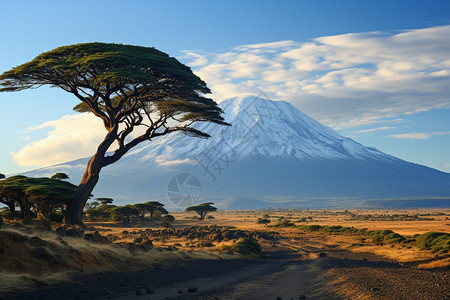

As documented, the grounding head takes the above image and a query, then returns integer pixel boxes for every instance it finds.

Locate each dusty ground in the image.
[1,209,449,299]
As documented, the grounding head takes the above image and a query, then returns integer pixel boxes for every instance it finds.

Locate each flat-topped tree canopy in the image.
[0,43,229,225]
[0,42,227,136]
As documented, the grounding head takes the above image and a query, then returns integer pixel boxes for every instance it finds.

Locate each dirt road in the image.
[8,232,449,300]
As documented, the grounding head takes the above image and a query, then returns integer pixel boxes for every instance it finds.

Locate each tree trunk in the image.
[7,203,15,219]
[64,161,101,226]
[18,202,32,224]
[64,130,117,226]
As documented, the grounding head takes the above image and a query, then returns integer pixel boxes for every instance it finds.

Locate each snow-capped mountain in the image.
[126,96,398,163]
[24,96,450,209]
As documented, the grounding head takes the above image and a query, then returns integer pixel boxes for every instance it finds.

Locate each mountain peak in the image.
[22,95,450,208]
[122,95,398,164]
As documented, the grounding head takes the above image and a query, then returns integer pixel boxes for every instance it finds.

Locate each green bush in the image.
[415,232,450,253]
[383,232,405,244]
[220,238,262,256]
[367,230,394,243]
[237,238,262,254]
[321,225,343,232]
[270,219,295,227]
[256,218,271,225]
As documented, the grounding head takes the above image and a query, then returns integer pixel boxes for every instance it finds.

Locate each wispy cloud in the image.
[387,132,450,140]
[182,25,450,129]
[354,126,396,134]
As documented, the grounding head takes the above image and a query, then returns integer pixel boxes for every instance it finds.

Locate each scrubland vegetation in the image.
[0,203,448,298]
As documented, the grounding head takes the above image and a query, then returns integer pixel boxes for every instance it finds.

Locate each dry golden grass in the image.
[0,227,227,295]
[1,208,448,296]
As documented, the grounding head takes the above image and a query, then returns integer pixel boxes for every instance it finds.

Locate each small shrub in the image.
[321,225,343,232]
[383,232,405,244]
[237,238,262,254]
[256,218,271,226]
[305,225,322,231]
[415,232,450,253]
[368,230,394,243]
[270,219,295,227]
[219,239,262,256]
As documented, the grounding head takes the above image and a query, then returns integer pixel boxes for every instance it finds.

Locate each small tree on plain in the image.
[96,197,114,207]
[257,218,271,226]
[85,201,100,210]
[144,201,167,221]
[0,173,5,179]
[0,175,34,223]
[160,214,175,231]
[185,202,217,220]
[132,203,151,221]
[25,178,77,226]
[111,206,139,223]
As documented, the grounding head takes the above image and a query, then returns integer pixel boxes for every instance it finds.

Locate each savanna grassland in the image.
[1,208,449,299]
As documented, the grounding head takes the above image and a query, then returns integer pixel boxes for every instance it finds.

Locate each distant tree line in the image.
[0,173,76,226]
[0,173,176,228]
[84,199,169,223]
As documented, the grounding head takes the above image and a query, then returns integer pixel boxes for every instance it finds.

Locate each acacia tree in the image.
[25,179,77,226]
[0,175,33,223]
[0,43,227,226]
[111,206,139,223]
[160,214,175,231]
[144,201,167,221]
[96,197,114,207]
[185,202,217,220]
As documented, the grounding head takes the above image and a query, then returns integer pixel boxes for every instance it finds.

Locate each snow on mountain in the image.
[23,96,450,209]
[126,96,398,164]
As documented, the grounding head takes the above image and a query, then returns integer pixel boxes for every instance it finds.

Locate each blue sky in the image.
[0,0,449,174]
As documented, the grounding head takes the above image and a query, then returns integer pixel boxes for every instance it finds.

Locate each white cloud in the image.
[181,25,450,129]
[11,26,450,168]
[354,126,396,134]
[387,132,450,140]
[11,114,106,167]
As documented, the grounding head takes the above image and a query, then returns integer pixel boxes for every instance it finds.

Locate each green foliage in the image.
[0,175,76,225]
[237,238,262,254]
[256,218,270,225]
[0,173,5,179]
[220,238,262,257]
[415,232,450,254]
[382,232,406,244]
[85,209,109,221]
[269,219,295,227]
[50,173,69,180]
[85,201,100,210]
[143,201,166,220]
[160,214,175,229]
[185,202,217,220]
[111,206,139,223]
[367,230,395,243]
[96,198,114,206]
